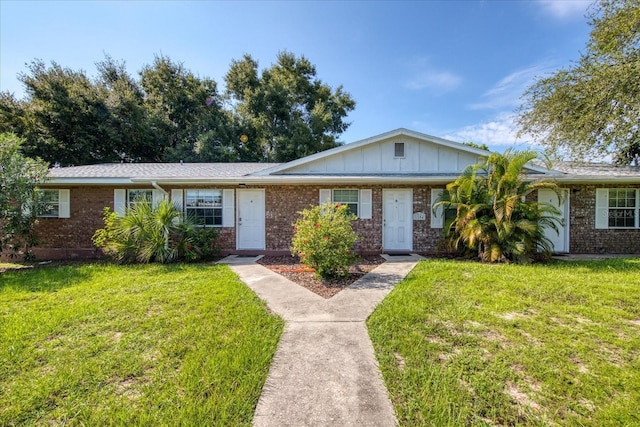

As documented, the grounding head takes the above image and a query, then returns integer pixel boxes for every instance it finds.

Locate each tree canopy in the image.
[0,52,355,165]
[225,52,356,162]
[517,0,640,164]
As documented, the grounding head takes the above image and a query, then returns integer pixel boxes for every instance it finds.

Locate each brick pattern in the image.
[569,185,640,254]
[264,185,444,254]
[35,186,112,249]
[29,183,640,259]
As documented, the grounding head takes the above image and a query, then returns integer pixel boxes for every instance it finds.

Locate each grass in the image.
[0,263,283,426]
[368,258,640,426]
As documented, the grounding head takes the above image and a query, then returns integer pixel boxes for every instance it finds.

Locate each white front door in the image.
[383,189,413,251]
[237,189,265,250]
[538,188,569,253]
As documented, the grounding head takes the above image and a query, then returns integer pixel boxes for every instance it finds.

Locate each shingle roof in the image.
[553,162,640,177]
[47,162,281,179]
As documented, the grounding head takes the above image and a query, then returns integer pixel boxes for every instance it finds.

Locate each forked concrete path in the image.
[219,254,422,427]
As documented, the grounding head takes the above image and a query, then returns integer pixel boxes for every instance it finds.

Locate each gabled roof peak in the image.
[261,128,493,175]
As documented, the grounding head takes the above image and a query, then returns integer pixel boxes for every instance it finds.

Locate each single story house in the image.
[32,128,640,259]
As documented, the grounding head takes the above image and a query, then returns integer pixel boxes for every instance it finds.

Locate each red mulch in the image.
[257,255,385,298]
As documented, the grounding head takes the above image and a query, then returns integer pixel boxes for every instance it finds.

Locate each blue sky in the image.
[1,0,592,151]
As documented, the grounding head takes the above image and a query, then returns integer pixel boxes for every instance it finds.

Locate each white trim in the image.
[171,189,183,211]
[382,188,413,251]
[359,189,372,219]
[319,189,331,205]
[595,188,609,229]
[597,188,640,229]
[222,189,235,228]
[430,188,444,228]
[152,189,165,207]
[114,189,126,217]
[539,188,569,252]
[237,189,266,250]
[58,189,70,218]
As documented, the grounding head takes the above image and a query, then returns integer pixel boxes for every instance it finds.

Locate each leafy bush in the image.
[434,149,562,263]
[0,133,49,260]
[92,199,219,264]
[291,202,359,279]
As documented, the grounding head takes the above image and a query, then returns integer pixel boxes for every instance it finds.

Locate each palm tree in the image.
[435,149,562,263]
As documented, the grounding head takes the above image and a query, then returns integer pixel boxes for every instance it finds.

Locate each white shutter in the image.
[171,189,183,211]
[319,189,331,205]
[152,189,166,207]
[430,188,444,228]
[359,189,372,219]
[595,188,609,229]
[114,189,126,217]
[222,189,235,227]
[58,189,70,218]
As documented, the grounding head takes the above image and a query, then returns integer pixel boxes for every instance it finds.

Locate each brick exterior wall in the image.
[568,184,640,254]
[263,185,444,254]
[31,186,112,259]
[27,183,640,260]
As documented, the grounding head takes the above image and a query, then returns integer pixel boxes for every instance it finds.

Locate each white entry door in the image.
[538,189,569,253]
[237,189,265,250]
[383,189,413,251]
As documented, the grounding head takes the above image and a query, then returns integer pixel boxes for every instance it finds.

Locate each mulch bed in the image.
[257,255,386,298]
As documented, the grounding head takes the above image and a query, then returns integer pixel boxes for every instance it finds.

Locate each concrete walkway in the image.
[219,254,422,427]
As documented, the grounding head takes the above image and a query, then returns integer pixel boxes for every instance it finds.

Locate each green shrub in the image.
[92,199,219,264]
[291,202,359,279]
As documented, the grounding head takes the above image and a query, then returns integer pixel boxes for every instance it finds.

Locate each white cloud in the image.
[406,70,462,91]
[469,64,552,110]
[537,0,591,19]
[443,113,540,150]
[404,57,462,93]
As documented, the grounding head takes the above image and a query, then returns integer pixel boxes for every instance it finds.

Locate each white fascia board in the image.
[130,176,462,186]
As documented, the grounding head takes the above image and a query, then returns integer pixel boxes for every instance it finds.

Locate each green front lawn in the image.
[0,263,283,426]
[368,258,640,426]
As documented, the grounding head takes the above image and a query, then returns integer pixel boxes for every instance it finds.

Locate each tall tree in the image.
[16,60,115,166]
[140,55,234,162]
[96,56,157,162]
[517,0,640,164]
[435,150,561,263]
[225,52,356,162]
[0,133,49,259]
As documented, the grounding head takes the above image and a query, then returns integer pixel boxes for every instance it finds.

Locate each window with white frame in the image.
[394,142,405,158]
[601,189,639,228]
[332,189,359,216]
[38,189,60,217]
[36,189,70,218]
[127,189,153,210]
[319,188,372,219]
[185,189,223,226]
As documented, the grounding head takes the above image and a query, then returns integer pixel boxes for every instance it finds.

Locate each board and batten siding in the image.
[282,136,480,174]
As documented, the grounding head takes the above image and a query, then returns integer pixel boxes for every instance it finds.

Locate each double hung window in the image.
[38,189,60,217]
[127,189,153,210]
[185,189,223,226]
[595,188,640,229]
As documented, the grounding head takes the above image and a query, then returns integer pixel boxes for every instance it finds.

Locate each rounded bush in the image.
[290,202,359,279]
